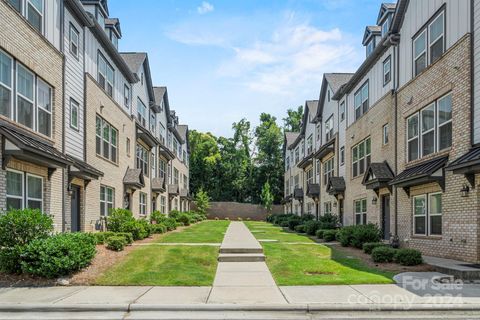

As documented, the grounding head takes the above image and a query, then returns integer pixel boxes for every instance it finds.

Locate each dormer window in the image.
[110,33,118,49]
[366,40,375,57]
[97,10,105,29]
[381,16,390,37]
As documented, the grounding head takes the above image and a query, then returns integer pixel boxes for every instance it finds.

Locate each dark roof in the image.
[377,3,397,24]
[316,73,354,121]
[177,125,188,142]
[299,100,318,135]
[285,132,300,149]
[327,177,346,195]
[314,137,335,159]
[293,188,304,200]
[297,153,313,169]
[151,177,165,192]
[446,147,480,173]
[306,100,319,121]
[306,184,320,198]
[67,155,103,179]
[120,52,155,104]
[123,168,144,188]
[153,86,172,124]
[362,162,394,184]
[389,156,448,188]
[362,26,381,45]
[0,122,71,168]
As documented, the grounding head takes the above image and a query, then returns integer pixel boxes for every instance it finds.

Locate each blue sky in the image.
[110,0,388,137]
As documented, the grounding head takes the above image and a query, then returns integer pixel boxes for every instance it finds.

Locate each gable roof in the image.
[123,168,145,189]
[316,73,354,121]
[120,52,155,105]
[362,25,381,45]
[153,86,172,124]
[377,3,397,24]
[300,100,319,135]
[105,18,121,37]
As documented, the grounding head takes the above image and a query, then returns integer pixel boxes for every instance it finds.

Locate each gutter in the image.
[470,0,475,146]
[61,0,66,233]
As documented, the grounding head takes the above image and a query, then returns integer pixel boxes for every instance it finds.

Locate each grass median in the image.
[154,220,230,243]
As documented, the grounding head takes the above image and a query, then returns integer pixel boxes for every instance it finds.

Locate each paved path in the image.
[207,221,287,304]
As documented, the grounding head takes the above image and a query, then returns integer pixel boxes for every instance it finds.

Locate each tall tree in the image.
[283,106,303,132]
[189,130,220,197]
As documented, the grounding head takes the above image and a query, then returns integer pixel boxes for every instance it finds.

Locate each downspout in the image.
[61,1,66,233]
[392,33,400,237]
[470,0,475,147]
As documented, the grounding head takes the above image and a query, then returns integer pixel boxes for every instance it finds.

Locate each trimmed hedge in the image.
[395,248,423,266]
[336,226,355,247]
[371,246,396,263]
[351,224,382,249]
[304,220,322,236]
[288,217,303,231]
[323,230,338,242]
[316,229,326,239]
[106,236,127,251]
[363,242,387,254]
[151,224,167,234]
[294,224,306,233]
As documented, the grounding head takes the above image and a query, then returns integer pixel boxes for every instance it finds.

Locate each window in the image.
[174,168,179,185]
[285,156,290,171]
[97,10,105,29]
[139,192,147,216]
[413,193,442,236]
[126,138,130,157]
[383,124,389,145]
[174,198,178,210]
[36,78,51,136]
[307,202,313,215]
[124,85,130,109]
[324,202,332,215]
[340,101,345,122]
[307,135,313,154]
[413,11,445,76]
[173,138,178,157]
[354,81,369,120]
[137,98,147,127]
[306,168,313,185]
[294,174,299,189]
[151,153,155,178]
[366,40,375,57]
[323,157,334,185]
[159,159,166,178]
[136,144,149,177]
[159,196,166,213]
[159,124,166,144]
[327,89,330,102]
[407,93,452,161]
[96,115,118,163]
[69,24,79,58]
[354,198,367,225]
[100,185,114,216]
[316,159,320,177]
[183,151,187,164]
[70,99,79,130]
[294,147,299,163]
[340,146,345,165]
[383,56,391,85]
[316,123,321,141]
[97,53,114,97]
[27,0,43,33]
[26,174,42,209]
[352,137,371,178]
[183,174,188,190]
[110,33,118,49]
[16,64,34,129]
[0,51,13,118]
[150,113,156,135]
[8,0,21,12]
[6,170,24,210]
[381,16,390,37]
[285,179,289,194]
[325,115,334,141]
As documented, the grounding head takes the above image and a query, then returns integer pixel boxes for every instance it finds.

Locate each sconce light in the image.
[67,183,73,196]
[372,197,377,205]
[460,184,470,197]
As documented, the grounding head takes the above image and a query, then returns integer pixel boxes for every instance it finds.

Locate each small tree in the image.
[261,181,274,212]
[195,188,210,217]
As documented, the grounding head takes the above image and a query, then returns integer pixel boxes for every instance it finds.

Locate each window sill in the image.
[411,235,442,240]
[95,154,119,167]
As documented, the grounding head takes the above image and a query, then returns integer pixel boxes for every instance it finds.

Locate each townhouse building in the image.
[0,0,192,233]
[285,0,480,262]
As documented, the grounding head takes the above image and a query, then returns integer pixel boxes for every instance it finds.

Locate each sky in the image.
[109,0,388,137]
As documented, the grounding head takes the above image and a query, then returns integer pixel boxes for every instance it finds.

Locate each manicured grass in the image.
[155,220,230,243]
[95,245,218,286]
[244,221,314,243]
[247,222,394,285]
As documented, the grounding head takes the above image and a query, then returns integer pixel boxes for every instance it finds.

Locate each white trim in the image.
[36,77,52,136]
[413,194,427,236]
[0,49,14,119]
[16,63,35,130]
[420,103,436,157]
[70,98,79,130]
[6,169,25,210]
[26,173,43,211]
[428,192,442,236]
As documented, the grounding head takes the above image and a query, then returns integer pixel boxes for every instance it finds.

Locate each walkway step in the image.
[218,253,266,262]
[219,247,263,254]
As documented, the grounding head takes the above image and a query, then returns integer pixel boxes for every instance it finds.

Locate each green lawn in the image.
[154,220,230,243]
[95,245,218,286]
[95,220,229,285]
[246,221,394,285]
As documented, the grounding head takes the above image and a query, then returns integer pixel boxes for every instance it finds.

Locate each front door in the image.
[381,195,391,240]
[71,185,81,232]
[338,199,344,226]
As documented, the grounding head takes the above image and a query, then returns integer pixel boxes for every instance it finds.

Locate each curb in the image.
[0,304,129,312]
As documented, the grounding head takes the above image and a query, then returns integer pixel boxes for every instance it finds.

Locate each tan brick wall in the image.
[0,1,65,231]
[395,35,479,262]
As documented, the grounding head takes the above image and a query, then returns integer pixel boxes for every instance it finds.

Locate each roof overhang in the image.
[362,162,394,196]
[180,189,193,200]
[159,144,175,160]
[326,177,346,200]
[293,188,304,200]
[314,137,335,159]
[297,154,314,169]
[68,155,103,182]
[168,184,179,196]
[306,184,320,200]
[123,168,145,190]
[136,122,158,149]
[446,147,480,187]
[168,125,185,145]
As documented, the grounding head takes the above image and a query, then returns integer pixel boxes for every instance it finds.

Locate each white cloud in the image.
[197,1,214,15]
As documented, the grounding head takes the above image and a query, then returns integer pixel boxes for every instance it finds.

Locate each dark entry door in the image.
[338,199,344,226]
[381,195,390,240]
[71,185,81,232]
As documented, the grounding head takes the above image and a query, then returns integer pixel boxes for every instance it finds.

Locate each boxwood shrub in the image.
[294,224,306,233]
[106,236,127,251]
[363,242,387,254]
[350,224,382,249]
[371,246,396,263]
[304,220,322,236]
[151,224,167,234]
[21,233,96,278]
[316,229,326,239]
[323,229,338,242]
[336,226,355,247]
[288,217,303,231]
[394,248,423,266]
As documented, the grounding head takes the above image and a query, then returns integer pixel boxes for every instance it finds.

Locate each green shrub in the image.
[151,224,167,234]
[350,224,382,249]
[316,229,326,239]
[92,232,116,244]
[0,208,53,247]
[323,230,338,242]
[288,217,303,231]
[176,222,184,227]
[363,242,387,254]
[271,214,296,225]
[106,236,126,251]
[21,233,96,278]
[168,210,181,221]
[304,220,322,236]
[336,226,355,247]
[0,246,25,274]
[318,213,340,230]
[176,213,192,226]
[395,248,423,266]
[106,209,135,232]
[371,246,396,263]
[120,220,150,240]
[301,214,315,221]
[163,218,177,231]
[294,224,306,233]
[116,232,133,244]
[150,211,167,224]
[280,221,290,228]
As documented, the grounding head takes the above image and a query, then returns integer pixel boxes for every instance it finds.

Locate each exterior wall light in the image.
[372,197,377,205]
[460,184,470,197]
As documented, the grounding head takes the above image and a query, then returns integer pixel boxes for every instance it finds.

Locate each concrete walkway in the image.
[207,222,287,304]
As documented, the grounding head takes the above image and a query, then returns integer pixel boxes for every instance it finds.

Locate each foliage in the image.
[260,181,274,212]
[294,224,306,233]
[176,213,192,226]
[318,213,340,230]
[151,224,167,234]
[288,217,303,231]
[106,236,127,251]
[304,220,322,236]
[336,226,356,247]
[21,233,96,278]
[194,189,210,216]
[301,214,315,221]
[283,106,304,132]
[150,211,168,224]
[0,246,25,274]
[350,224,382,249]
[116,232,134,244]
[363,242,388,254]
[106,209,135,232]
[93,231,116,244]
[394,249,423,266]
[316,229,326,239]
[120,220,150,240]
[323,230,338,242]
[371,246,397,263]
[0,208,53,247]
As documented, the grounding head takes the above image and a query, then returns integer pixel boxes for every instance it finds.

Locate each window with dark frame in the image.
[352,137,371,178]
[413,192,442,236]
[69,24,79,58]
[95,115,118,163]
[354,81,369,120]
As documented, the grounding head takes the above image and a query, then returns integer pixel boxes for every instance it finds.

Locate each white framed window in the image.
[70,98,79,130]
[69,24,79,59]
[340,146,345,165]
[7,0,22,12]
[354,198,367,225]
[136,143,149,177]
[324,202,332,215]
[184,174,188,190]
[340,101,345,122]
[160,195,166,213]
[429,192,442,236]
[124,84,130,109]
[316,159,320,178]
[126,137,131,157]
[306,202,313,215]
[307,135,313,154]
[159,123,166,145]
[96,115,118,163]
[294,147,299,163]
[413,10,445,77]
[174,198,178,211]
[413,195,426,235]
[97,52,114,97]
[174,167,179,185]
[26,173,42,210]
[137,98,147,127]
[354,81,369,120]
[27,0,43,33]
[407,93,452,161]
[150,112,156,135]
[139,192,147,216]
[383,124,389,145]
[100,185,114,216]
[316,123,321,141]
[0,50,13,119]
[6,170,24,210]
[381,17,390,37]
[159,159,166,178]
[306,167,313,185]
[383,55,391,85]
[16,64,34,130]
[325,115,334,141]
[285,156,290,171]
[352,137,371,178]
[173,138,178,157]
[36,78,51,137]
[323,157,334,185]
[366,40,374,57]
[413,193,443,236]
